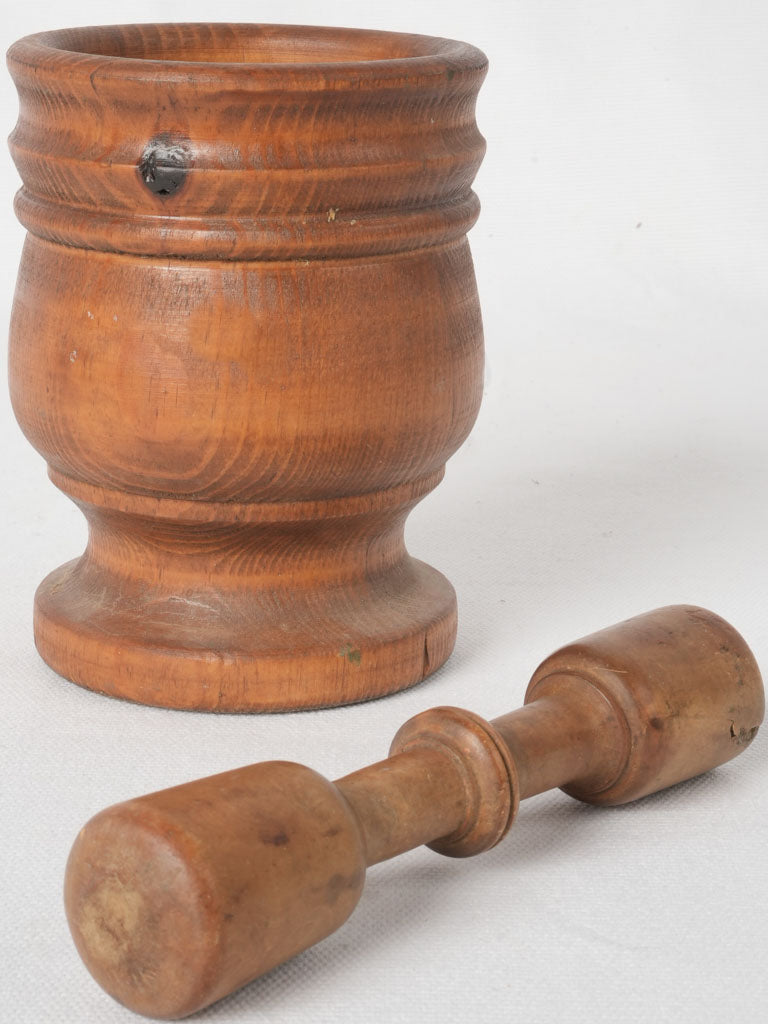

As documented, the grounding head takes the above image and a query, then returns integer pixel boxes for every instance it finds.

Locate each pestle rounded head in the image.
[64,762,366,1019]
[526,605,764,805]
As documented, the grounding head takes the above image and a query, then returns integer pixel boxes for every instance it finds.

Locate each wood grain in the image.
[64,605,764,1017]
[7,24,489,709]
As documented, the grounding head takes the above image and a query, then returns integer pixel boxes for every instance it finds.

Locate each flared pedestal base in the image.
[34,557,456,711]
[32,468,459,710]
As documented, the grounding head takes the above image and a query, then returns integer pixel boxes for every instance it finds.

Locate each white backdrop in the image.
[1,2,767,1022]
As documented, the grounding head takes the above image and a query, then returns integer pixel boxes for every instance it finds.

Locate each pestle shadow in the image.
[192,764,746,1020]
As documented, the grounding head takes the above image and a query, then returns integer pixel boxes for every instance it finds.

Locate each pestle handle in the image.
[65,606,763,1019]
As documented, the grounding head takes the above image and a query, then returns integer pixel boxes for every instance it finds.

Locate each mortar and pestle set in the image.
[6,22,763,1020]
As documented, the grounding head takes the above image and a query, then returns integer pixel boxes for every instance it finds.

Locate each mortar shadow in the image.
[408,442,767,664]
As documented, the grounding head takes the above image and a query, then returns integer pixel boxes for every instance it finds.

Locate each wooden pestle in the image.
[65,606,764,1019]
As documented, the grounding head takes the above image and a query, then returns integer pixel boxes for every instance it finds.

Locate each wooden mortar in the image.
[7,24,488,710]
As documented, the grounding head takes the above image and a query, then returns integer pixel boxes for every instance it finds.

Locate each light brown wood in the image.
[6,24,488,710]
[64,605,764,1018]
